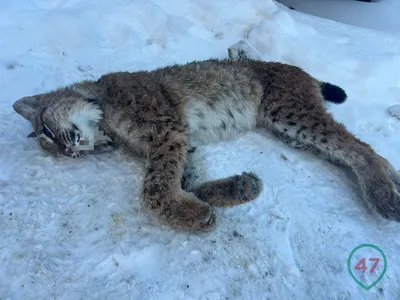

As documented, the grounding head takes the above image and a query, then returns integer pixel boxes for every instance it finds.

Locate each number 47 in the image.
[355,258,380,273]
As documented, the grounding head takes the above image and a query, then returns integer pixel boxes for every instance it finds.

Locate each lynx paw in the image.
[366,182,400,222]
[193,171,263,207]
[232,172,263,203]
[161,194,216,232]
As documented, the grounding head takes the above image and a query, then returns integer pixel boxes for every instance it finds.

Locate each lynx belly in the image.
[186,94,258,146]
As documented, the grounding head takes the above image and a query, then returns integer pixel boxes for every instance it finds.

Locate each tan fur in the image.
[13,59,400,231]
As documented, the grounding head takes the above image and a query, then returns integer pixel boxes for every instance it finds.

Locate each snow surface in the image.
[1,0,400,299]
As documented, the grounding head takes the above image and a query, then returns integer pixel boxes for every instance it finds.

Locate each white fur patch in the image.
[68,102,103,148]
[187,97,258,146]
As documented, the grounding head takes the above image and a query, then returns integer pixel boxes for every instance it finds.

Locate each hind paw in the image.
[366,182,400,222]
[232,172,263,203]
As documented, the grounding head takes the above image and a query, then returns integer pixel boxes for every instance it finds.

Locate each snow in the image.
[1,0,400,299]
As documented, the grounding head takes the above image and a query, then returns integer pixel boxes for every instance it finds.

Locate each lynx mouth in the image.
[61,147,83,158]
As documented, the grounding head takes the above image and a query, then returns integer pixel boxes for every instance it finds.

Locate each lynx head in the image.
[13,85,105,157]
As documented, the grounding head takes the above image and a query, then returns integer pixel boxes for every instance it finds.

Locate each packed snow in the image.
[1,0,399,299]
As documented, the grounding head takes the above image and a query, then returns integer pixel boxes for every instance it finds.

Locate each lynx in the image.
[13,58,400,231]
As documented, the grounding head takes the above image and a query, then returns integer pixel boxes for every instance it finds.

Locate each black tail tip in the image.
[321,82,347,104]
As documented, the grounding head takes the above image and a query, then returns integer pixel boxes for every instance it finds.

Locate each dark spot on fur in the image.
[85,98,99,105]
[322,130,334,136]
[199,125,207,131]
[146,187,157,197]
[285,112,294,119]
[302,134,307,139]
[169,145,175,151]
[160,86,173,103]
[197,111,205,119]
[169,160,178,167]
[296,125,307,135]
[321,138,328,143]
[287,121,296,126]
[237,108,244,115]
[283,128,288,132]
[221,121,227,130]
[270,108,281,117]
[298,113,308,120]
[227,109,234,118]
[188,147,196,154]
[311,122,319,129]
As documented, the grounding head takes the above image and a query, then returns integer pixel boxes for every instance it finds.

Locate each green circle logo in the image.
[347,244,387,290]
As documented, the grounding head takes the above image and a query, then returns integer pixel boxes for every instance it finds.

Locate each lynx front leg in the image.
[142,126,216,232]
[182,147,263,207]
[193,172,263,207]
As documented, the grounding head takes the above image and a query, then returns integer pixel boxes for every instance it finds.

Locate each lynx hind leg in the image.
[257,81,400,221]
[182,147,263,207]
[379,156,400,191]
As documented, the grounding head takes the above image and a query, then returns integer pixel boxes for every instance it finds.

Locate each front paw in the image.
[160,194,217,232]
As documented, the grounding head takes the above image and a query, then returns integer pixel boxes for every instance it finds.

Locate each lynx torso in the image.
[94,60,262,153]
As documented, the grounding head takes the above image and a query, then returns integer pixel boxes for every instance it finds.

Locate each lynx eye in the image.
[43,124,55,140]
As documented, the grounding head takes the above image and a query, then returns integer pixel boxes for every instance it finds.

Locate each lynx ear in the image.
[13,96,39,122]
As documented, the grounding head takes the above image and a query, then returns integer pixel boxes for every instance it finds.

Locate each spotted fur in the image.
[13,58,400,231]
